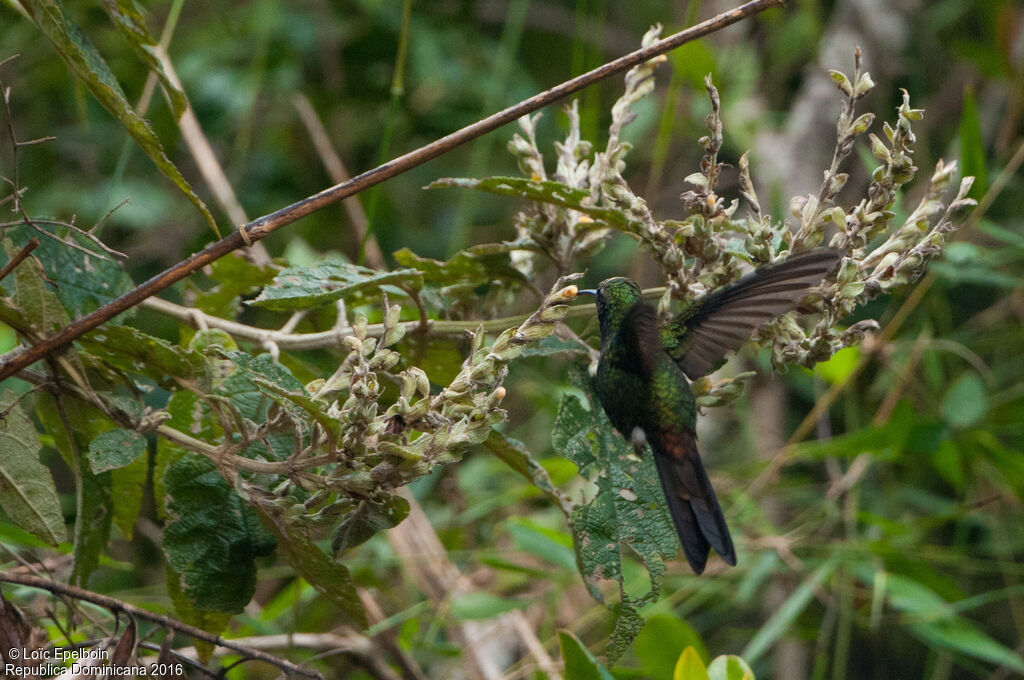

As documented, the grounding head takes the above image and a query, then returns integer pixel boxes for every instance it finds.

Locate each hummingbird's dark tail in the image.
[650,427,736,574]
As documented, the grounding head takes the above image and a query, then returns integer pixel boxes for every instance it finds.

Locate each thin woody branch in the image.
[0,0,784,381]
[0,572,323,679]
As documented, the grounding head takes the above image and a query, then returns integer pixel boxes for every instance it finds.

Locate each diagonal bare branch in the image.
[0,0,785,381]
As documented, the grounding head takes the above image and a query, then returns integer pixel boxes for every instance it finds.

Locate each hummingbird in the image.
[578,249,842,574]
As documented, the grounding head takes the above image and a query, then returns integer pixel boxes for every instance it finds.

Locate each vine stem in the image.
[0,572,323,679]
[0,0,784,381]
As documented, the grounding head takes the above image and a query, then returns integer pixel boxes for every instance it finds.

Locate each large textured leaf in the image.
[0,391,66,546]
[6,230,135,319]
[87,428,146,473]
[249,259,423,310]
[219,351,306,461]
[431,176,631,230]
[19,0,217,233]
[166,568,231,663]
[162,455,276,613]
[190,254,277,317]
[551,366,678,661]
[254,501,367,628]
[79,325,211,391]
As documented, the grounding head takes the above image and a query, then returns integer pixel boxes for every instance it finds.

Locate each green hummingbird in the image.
[578,249,842,574]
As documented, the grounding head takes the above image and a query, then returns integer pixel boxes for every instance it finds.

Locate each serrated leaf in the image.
[254,500,367,628]
[219,352,306,460]
[551,366,678,660]
[20,0,218,233]
[6,230,134,319]
[100,0,187,117]
[393,247,530,290]
[0,391,66,546]
[80,325,211,390]
[674,647,710,680]
[88,428,146,473]
[162,455,276,613]
[431,176,631,229]
[249,259,423,310]
[558,630,616,680]
[191,254,278,317]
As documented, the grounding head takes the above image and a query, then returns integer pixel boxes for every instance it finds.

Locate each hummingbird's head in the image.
[579,277,643,339]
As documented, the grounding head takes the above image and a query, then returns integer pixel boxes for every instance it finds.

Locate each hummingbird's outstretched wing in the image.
[664,249,843,378]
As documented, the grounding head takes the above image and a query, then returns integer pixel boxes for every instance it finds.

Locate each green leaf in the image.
[34,393,111,585]
[484,431,574,515]
[331,495,410,555]
[6,230,135,319]
[958,86,988,200]
[162,455,276,613]
[249,259,423,310]
[909,618,1024,674]
[166,567,231,663]
[4,238,71,338]
[0,391,67,546]
[254,500,367,628]
[191,254,278,318]
[450,592,525,621]
[20,0,218,233]
[87,428,146,473]
[865,570,1024,673]
[79,325,211,391]
[431,176,632,229]
[742,556,840,663]
[673,647,710,680]
[941,372,987,429]
[505,517,577,571]
[99,0,187,117]
[552,366,678,661]
[558,630,616,680]
[636,615,708,679]
[219,352,307,461]
[206,257,279,313]
[707,656,755,680]
[110,452,146,540]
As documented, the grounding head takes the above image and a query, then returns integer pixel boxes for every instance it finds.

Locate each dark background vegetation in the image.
[1,0,1022,678]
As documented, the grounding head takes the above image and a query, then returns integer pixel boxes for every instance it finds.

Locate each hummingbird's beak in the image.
[576,288,597,297]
